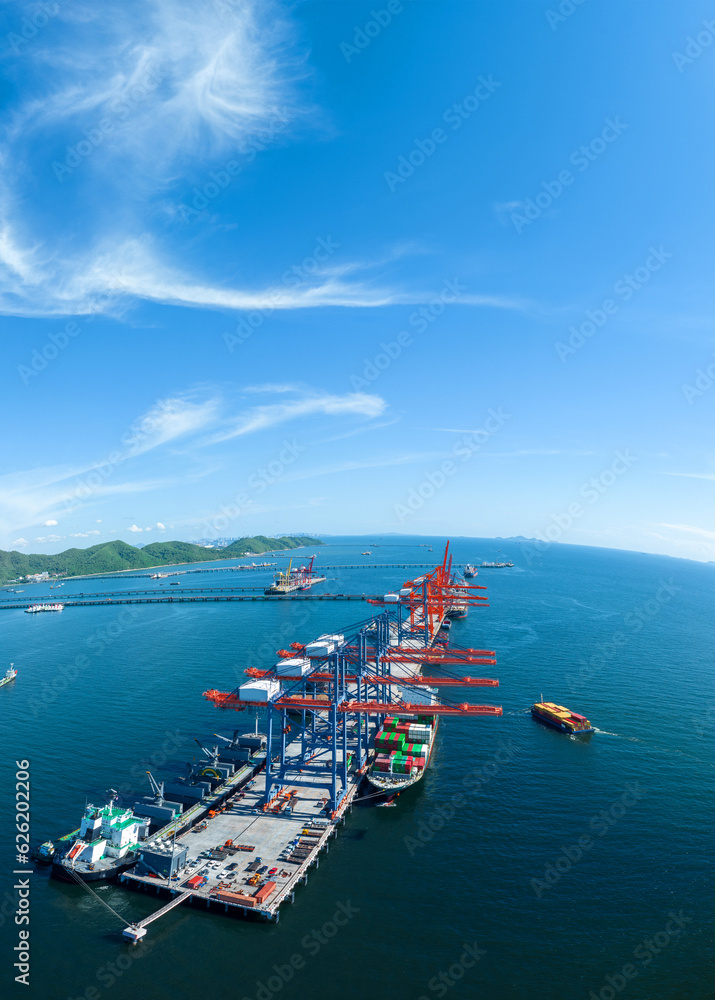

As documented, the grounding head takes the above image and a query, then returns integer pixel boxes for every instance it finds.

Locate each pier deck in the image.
[120,762,361,923]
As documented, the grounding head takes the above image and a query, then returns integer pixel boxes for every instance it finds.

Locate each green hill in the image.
[0,535,322,585]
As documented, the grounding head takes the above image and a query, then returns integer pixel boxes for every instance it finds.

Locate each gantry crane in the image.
[203,543,501,813]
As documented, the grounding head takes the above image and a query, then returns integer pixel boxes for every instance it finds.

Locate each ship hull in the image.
[365,768,426,795]
[531,708,593,735]
[51,854,139,883]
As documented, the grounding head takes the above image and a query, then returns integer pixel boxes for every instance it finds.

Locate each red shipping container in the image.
[213,890,256,907]
[254,880,277,903]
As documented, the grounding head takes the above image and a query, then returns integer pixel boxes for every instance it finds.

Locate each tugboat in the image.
[463,564,477,578]
[32,841,56,864]
[51,791,149,883]
[0,664,17,688]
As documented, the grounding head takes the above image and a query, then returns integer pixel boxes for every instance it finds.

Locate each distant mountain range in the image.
[0,535,323,585]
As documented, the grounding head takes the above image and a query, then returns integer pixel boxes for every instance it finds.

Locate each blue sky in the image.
[1,0,714,561]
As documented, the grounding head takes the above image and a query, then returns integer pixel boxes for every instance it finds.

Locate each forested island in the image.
[0,535,323,584]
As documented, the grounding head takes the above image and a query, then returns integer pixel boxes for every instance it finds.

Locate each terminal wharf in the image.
[0,592,383,611]
[49,542,501,944]
[2,562,471,587]
[120,761,360,940]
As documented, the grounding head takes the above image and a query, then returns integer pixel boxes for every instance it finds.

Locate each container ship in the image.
[531,700,594,735]
[366,715,437,793]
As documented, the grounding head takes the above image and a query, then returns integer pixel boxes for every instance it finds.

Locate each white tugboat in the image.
[0,663,17,688]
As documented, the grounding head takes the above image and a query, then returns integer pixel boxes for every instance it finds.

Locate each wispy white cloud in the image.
[0,0,309,316]
[12,538,28,548]
[655,522,715,541]
[0,2,534,320]
[0,393,219,542]
[317,417,402,445]
[69,530,101,538]
[127,394,220,455]
[208,390,387,443]
[243,383,305,394]
[660,471,715,481]
[272,451,445,486]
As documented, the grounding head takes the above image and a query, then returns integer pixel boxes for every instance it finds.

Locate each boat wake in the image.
[591,728,644,741]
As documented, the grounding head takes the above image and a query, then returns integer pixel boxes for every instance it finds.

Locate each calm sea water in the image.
[1,536,714,1000]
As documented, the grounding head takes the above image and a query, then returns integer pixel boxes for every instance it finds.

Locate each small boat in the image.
[32,841,56,863]
[463,564,477,578]
[25,603,64,614]
[0,664,17,688]
[531,699,594,735]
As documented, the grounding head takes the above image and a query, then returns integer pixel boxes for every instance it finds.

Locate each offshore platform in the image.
[116,544,503,938]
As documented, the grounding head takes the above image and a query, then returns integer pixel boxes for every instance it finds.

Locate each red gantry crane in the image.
[203,542,502,812]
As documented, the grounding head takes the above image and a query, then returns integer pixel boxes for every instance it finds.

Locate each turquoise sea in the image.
[1,535,714,1000]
